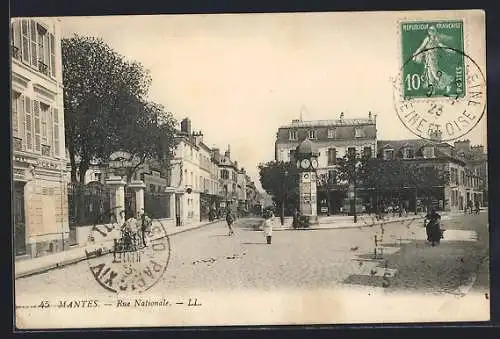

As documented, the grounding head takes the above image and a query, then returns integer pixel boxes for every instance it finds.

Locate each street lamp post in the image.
[281,170,288,226]
[353,160,362,224]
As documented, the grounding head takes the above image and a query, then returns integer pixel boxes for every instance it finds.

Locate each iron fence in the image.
[124,186,137,220]
[68,181,111,227]
[144,191,170,219]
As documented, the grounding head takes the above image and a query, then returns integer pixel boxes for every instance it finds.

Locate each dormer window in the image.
[403,148,414,159]
[355,127,365,138]
[308,130,316,139]
[289,130,297,140]
[327,129,336,139]
[423,146,435,158]
[383,149,394,160]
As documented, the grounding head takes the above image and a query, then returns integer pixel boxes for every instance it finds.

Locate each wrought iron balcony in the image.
[11,46,21,60]
[38,61,49,76]
[41,144,51,156]
[12,137,22,152]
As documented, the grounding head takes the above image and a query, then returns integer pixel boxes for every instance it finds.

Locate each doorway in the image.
[13,181,26,256]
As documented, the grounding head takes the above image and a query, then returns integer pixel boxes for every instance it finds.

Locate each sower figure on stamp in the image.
[412,25,455,94]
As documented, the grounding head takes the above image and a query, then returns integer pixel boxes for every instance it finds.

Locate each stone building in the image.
[212,145,239,213]
[453,140,488,207]
[11,17,69,258]
[376,135,486,212]
[275,112,377,214]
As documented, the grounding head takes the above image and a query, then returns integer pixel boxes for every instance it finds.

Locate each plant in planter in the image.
[294,215,311,229]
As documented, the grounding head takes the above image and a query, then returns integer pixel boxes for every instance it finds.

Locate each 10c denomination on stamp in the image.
[394,20,486,142]
[86,208,171,294]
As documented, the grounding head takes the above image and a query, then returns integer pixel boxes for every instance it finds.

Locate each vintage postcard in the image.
[11,10,488,329]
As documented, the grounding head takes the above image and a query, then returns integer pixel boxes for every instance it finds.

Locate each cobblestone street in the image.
[15,212,489,299]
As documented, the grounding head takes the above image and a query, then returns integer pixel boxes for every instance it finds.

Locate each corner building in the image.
[11,18,69,259]
[275,113,377,215]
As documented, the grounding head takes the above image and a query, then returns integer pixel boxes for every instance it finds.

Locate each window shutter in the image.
[328,148,337,165]
[25,97,33,150]
[11,20,21,49]
[21,20,30,63]
[30,20,38,68]
[49,33,56,77]
[18,95,25,143]
[53,108,60,156]
[33,100,41,152]
[11,92,18,135]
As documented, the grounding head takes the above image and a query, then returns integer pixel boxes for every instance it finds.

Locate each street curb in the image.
[168,219,221,237]
[271,216,424,232]
[15,219,222,279]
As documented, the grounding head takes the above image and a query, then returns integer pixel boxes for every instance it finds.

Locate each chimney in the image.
[180,118,192,135]
[454,139,471,152]
[211,148,220,161]
[472,145,484,154]
[234,161,238,170]
[225,144,231,158]
[429,129,442,142]
[368,111,372,121]
[193,131,203,145]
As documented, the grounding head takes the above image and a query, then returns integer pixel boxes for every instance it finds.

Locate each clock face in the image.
[301,159,311,169]
[311,159,318,169]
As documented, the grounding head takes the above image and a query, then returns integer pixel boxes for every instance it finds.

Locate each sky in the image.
[59,11,487,190]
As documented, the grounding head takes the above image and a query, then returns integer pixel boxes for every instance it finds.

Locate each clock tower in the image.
[294,138,319,225]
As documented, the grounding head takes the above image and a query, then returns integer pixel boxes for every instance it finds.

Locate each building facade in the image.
[11,17,69,258]
[170,118,202,225]
[376,137,486,212]
[212,146,239,213]
[275,112,377,214]
[453,140,488,207]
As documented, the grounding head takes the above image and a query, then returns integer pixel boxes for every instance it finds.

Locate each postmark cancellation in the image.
[86,208,171,294]
[394,19,486,142]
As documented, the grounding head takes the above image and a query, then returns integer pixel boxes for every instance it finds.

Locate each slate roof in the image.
[376,140,465,164]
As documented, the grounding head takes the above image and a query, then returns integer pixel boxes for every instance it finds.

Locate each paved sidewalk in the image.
[270,215,424,231]
[15,219,222,279]
[268,209,476,231]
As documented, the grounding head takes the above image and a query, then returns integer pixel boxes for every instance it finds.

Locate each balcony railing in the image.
[41,144,51,156]
[38,61,49,76]
[13,137,23,152]
[11,46,21,60]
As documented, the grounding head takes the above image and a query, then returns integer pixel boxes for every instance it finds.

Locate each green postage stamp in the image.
[401,20,465,99]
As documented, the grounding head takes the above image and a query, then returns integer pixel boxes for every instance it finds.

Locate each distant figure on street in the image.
[263,211,274,244]
[467,200,473,214]
[474,200,480,215]
[424,207,443,242]
[292,207,299,228]
[226,210,235,236]
[139,212,152,247]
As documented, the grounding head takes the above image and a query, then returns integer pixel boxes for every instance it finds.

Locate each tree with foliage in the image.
[117,99,177,182]
[258,161,300,218]
[336,150,450,213]
[62,35,177,183]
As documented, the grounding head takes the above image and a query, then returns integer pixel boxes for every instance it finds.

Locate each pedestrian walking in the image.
[226,210,235,236]
[467,200,473,214]
[263,211,274,244]
[474,200,480,215]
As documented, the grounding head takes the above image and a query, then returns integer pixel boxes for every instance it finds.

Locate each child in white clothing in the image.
[263,212,274,244]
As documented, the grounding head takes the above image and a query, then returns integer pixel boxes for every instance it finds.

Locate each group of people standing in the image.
[464,200,481,215]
